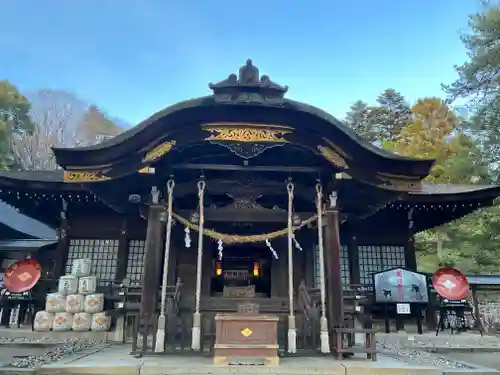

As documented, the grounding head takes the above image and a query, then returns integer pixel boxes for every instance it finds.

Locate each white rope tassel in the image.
[191,179,205,351]
[184,226,191,248]
[316,183,330,353]
[217,239,224,260]
[155,179,175,353]
[287,181,297,353]
[292,234,303,251]
[265,239,279,259]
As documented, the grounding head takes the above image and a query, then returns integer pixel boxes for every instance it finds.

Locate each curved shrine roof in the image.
[50,60,435,182]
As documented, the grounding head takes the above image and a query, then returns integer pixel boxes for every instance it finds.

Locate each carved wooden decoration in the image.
[142,140,177,163]
[203,123,291,159]
[63,171,111,183]
[203,123,291,143]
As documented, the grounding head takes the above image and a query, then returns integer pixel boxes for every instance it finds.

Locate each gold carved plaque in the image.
[203,123,291,143]
[143,140,176,163]
[240,328,253,337]
[64,171,111,183]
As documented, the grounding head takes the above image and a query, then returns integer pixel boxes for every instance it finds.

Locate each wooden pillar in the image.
[115,218,129,282]
[54,201,69,278]
[404,235,417,271]
[271,238,287,297]
[201,238,212,296]
[167,235,178,285]
[324,209,344,329]
[347,230,360,285]
[139,204,164,320]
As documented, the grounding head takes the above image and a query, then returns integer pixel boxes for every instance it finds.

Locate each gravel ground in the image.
[0,337,107,369]
[0,336,65,345]
[376,335,475,369]
[376,332,500,370]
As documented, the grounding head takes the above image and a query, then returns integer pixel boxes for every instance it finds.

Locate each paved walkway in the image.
[33,345,497,375]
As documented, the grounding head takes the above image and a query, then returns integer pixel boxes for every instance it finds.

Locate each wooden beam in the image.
[177,209,313,223]
[172,163,324,173]
[172,179,315,200]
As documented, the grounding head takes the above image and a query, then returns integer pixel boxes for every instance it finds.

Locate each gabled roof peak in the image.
[209,59,288,105]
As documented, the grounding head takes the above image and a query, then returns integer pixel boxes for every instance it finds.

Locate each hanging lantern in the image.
[253,262,259,277]
[215,262,222,276]
[292,213,301,227]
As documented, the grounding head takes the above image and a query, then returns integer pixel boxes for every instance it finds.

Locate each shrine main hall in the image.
[0,60,499,356]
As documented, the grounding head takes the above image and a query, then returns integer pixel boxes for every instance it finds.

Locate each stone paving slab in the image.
[30,344,500,375]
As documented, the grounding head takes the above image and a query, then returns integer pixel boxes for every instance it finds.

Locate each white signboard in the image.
[396,303,411,314]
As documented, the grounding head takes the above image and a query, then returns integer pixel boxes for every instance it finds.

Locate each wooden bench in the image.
[332,327,377,361]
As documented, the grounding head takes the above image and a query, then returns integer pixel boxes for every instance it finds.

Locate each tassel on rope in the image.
[287,180,297,354]
[292,234,303,251]
[184,226,191,248]
[265,239,278,259]
[191,178,205,351]
[217,239,224,260]
[316,183,330,353]
[155,179,175,352]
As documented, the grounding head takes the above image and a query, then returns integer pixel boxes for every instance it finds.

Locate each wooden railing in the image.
[130,278,183,354]
[297,281,320,353]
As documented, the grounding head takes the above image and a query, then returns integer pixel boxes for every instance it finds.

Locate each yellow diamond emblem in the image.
[241,328,253,337]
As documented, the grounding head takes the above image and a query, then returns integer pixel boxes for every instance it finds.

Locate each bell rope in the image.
[287,181,297,353]
[191,178,206,350]
[316,183,330,353]
[154,179,175,353]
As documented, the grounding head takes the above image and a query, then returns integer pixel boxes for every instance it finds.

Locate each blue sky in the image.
[0,0,478,125]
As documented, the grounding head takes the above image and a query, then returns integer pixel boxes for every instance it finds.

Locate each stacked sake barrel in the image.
[34,259,111,332]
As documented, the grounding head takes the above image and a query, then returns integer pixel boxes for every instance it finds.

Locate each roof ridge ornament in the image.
[209,59,288,106]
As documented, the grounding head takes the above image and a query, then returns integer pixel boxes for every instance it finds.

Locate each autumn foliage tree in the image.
[392,98,462,181]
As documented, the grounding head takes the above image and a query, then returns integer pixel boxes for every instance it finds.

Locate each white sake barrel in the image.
[84,293,104,313]
[78,276,97,295]
[52,312,73,331]
[71,258,92,277]
[45,293,66,313]
[58,275,78,295]
[65,294,84,313]
[72,312,91,331]
[33,311,54,331]
[91,312,111,332]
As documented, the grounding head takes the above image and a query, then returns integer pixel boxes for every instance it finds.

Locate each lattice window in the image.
[381,245,406,269]
[126,240,145,286]
[358,245,406,287]
[314,244,350,289]
[358,245,383,286]
[340,245,350,286]
[66,239,119,285]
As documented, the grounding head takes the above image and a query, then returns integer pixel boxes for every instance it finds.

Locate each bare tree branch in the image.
[9,90,88,171]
